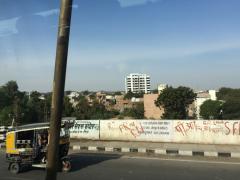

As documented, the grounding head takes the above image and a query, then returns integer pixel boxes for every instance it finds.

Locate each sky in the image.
[0,0,240,92]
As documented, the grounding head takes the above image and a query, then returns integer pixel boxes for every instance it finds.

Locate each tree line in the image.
[1,81,239,125]
[154,86,240,120]
[0,81,52,126]
[0,81,144,126]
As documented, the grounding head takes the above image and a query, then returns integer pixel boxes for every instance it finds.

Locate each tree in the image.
[217,87,240,119]
[82,90,90,96]
[73,96,91,119]
[0,106,12,125]
[124,91,135,100]
[131,103,144,119]
[114,91,122,96]
[0,89,9,109]
[0,81,22,125]
[155,86,196,119]
[3,81,19,101]
[217,87,240,101]
[200,100,222,119]
[222,100,240,119]
[124,91,144,100]
[121,103,144,119]
[62,96,74,117]
[0,81,19,108]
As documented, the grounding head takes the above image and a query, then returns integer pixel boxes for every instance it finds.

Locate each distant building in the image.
[67,91,80,107]
[114,95,134,112]
[157,84,167,94]
[144,94,164,119]
[195,90,217,119]
[125,73,151,94]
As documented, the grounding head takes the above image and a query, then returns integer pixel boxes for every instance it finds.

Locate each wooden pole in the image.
[45,1,73,180]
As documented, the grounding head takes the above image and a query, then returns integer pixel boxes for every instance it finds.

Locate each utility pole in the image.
[45,0,73,180]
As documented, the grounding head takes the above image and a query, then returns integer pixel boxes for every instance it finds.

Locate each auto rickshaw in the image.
[5,121,73,174]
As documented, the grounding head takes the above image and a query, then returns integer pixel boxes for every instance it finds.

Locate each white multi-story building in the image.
[125,73,151,94]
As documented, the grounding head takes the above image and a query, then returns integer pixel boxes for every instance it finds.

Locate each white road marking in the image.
[122,156,240,165]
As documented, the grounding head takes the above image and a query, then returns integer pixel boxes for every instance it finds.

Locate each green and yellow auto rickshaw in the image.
[6,122,73,174]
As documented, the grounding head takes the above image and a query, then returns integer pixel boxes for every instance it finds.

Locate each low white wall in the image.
[70,120,100,140]
[70,120,240,145]
[173,120,240,144]
[100,120,173,142]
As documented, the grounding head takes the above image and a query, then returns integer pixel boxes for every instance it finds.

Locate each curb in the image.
[71,145,239,158]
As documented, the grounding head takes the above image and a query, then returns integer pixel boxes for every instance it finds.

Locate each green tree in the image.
[0,81,19,107]
[217,87,240,101]
[155,86,196,119]
[0,81,52,125]
[222,100,240,119]
[3,81,19,102]
[82,90,90,96]
[217,87,240,119]
[62,96,74,117]
[131,103,144,119]
[0,89,9,109]
[0,106,12,125]
[124,91,144,100]
[114,91,122,96]
[73,96,91,119]
[124,91,134,100]
[200,100,222,119]
[90,101,119,119]
[122,103,144,119]
[0,81,22,125]
[25,91,47,123]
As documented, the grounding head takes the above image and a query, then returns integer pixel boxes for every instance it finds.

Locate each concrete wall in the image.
[173,120,240,144]
[70,119,240,145]
[70,120,100,140]
[100,120,172,142]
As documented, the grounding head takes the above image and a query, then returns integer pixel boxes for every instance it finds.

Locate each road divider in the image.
[70,144,240,158]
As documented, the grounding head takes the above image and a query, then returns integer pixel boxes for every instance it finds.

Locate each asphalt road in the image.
[0,149,240,180]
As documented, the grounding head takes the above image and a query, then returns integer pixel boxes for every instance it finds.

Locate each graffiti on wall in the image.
[174,120,240,136]
[106,120,172,139]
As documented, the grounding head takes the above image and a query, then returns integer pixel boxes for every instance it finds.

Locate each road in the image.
[0,149,240,180]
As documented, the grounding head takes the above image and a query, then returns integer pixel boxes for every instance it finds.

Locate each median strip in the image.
[70,145,240,159]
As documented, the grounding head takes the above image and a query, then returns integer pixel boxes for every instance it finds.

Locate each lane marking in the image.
[122,156,240,165]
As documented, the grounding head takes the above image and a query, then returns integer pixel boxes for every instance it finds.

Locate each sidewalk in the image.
[70,139,240,158]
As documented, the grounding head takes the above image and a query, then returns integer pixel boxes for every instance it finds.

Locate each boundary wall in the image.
[70,120,240,145]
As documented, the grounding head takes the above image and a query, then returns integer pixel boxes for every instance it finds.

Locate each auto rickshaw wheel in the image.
[9,163,20,174]
[62,160,71,172]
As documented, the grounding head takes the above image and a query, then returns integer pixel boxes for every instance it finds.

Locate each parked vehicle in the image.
[5,122,73,174]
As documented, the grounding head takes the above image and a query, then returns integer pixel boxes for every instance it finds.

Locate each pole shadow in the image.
[68,152,122,172]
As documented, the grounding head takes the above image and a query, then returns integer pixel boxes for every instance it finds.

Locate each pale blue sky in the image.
[0,0,240,92]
